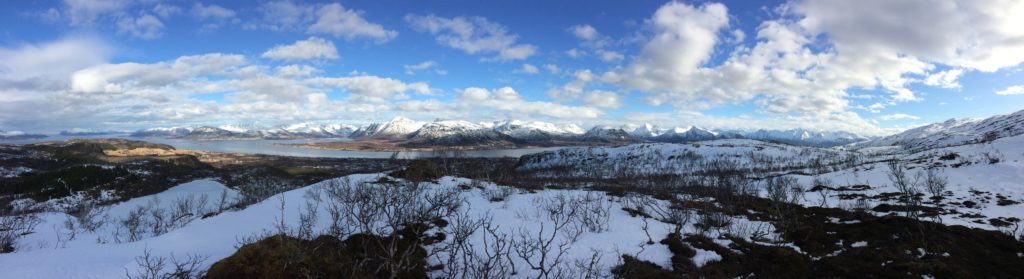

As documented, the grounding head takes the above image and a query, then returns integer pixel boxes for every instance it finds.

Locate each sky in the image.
[0,0,1023,135]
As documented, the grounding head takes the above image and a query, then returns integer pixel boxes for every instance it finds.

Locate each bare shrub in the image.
[924,168,948,199]
[235,176,291,207]
[125,248,208,279]
[321,178,463,275]
[0,208,40,253]
[513,192,589,278]
[481,184,517,203]
[887,159,924,219]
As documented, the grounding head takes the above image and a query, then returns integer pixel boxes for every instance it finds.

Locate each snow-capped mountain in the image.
[852,109,1024,151]
[131,127,195,138]
[118,116,887,147]
[407,120,511,146]
[491,120,585,141]
[744,128,869,147]
[0,130,46,140]
[581,126,633,142]
[653,126,719,143]
[262,123,357,139]
[350,117,426,140]
[629,123,666,139]
[59,128,124,136]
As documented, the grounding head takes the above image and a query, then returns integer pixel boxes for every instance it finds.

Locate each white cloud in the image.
[276,64,317,77]
[0,36,110,87]
[457,87,602,119]
[543,64,561,74]
[518,64,540,74]
[583,90,622,108]
[996,85,1024,95]
[309,75,431,102]
[404,61,443,75]
[923,68,965,89]
[152,3,181,18]
[256,1,315,31]
[71,53,246,93]
[308,3,397,42]
[63,0,132,25]
[261,37,339,60]
[549,69,594,100]
[566,48,585,58]
[116,13,164,39]
[570,24,599,40]
[405,14,537,61]
[192,3,235,20]
[596,50,624,62]
[879,113,920,121]
[795,0,1024,72]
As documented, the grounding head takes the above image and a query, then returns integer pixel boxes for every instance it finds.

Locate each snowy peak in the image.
[629,123,665,138]
[352,117,426,140]
[492,119,585,141]
[0,130,46,140]
[583,126,633,142]
[854,109,1024,150]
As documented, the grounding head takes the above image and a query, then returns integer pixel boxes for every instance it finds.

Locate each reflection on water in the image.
[0,135,566,159]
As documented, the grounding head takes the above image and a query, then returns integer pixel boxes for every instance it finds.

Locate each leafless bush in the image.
[695,207,732,235]
[294,188,322,240]
[576,192,612,233]
[924,168,948,199]
[125,248,208,279]
[481,184,517,203]
[434,210,519,279]
[982,152,1003,164]
[765,176,801,228]
[0,208,40,253]
[73,202,106,232]
[118,205,149,243]
[887,159,923,218]
[321,177,463,275]
[666,205,693,235]
[513,192,588,279]
[235,176,291,207]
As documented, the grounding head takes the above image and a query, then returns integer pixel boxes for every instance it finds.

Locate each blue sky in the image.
[0,0,1022,135]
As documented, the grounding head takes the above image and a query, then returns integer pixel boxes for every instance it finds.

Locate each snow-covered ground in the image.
[793,134,1024,231]
[0,174,781,278]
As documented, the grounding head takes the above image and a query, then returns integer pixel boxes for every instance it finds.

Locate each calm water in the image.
[0,135,566,159]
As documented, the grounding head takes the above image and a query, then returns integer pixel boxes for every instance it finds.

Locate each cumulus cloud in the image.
[261,37,339,60]
[996,85,1024,95]
[191,3,235,19]
[308,3,397,42]
[276,64,317,77]
[549,69,595,100]
[403,61,445,75]
[309,75,431,103]
[878,113,920,121]
[543,64,561,74]
[596,50,623,62]
[0,36,110,89]
[116,13,164,39]
[923,69,965,89]
[405,14,537,61]
[456,87,602,119]
[583,90,622,108]
[256,1,315,31]
[63,0,132,25]
[70,53,246,94]
[517,64,540,74]
[795,0,1024,72]
[570,24,599,40]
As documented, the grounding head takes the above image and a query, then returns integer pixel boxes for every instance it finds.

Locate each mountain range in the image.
[126,117,873,147]
[851,109,1024,151]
